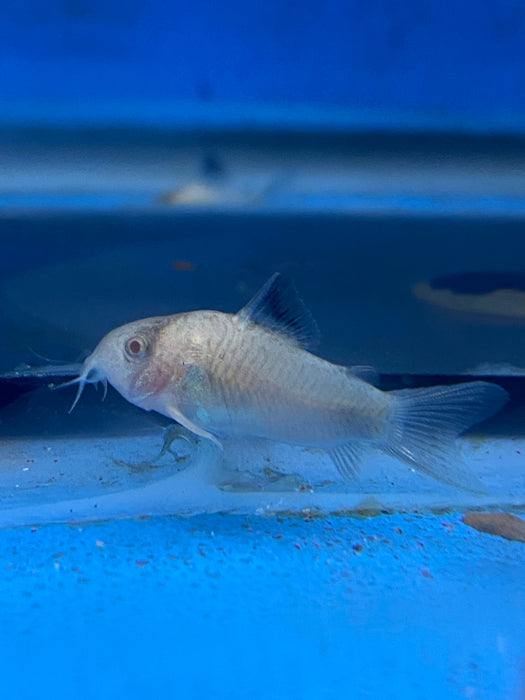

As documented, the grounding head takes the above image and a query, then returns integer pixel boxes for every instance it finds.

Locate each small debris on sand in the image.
[463,511,525,543]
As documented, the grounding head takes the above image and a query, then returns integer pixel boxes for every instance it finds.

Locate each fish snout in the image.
[81,361,106,386]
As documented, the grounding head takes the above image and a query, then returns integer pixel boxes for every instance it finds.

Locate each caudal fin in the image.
[384,381,508,492]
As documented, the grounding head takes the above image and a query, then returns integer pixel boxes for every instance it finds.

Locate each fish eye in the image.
[125,335,149,360]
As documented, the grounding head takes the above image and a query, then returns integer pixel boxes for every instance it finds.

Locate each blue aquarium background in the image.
[2,0,525,129]
[1,2,525,698]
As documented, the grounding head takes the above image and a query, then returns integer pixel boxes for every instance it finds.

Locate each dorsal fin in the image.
[236,273,320,350]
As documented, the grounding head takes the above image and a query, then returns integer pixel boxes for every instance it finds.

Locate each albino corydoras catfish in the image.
[62,273,508,490]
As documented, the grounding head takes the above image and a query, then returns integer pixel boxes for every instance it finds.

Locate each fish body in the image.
[108,310,388,446]
[66,274,508,489]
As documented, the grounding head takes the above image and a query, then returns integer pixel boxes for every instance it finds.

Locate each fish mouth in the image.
[53,361,108,413]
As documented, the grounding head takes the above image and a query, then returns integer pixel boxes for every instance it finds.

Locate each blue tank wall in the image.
[1,0,525,129]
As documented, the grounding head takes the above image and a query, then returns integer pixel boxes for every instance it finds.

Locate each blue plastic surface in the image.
[2,1,525,131]
[1,512,524,700]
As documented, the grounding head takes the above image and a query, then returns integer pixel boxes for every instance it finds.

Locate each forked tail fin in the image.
[384,381,509,492]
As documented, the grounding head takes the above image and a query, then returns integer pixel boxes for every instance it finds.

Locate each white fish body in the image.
[66,274,508,490]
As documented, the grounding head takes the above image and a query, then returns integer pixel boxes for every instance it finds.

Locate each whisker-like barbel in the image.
[49,365,106,413]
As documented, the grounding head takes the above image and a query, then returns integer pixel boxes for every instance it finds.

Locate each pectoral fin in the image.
[165,405,223,448]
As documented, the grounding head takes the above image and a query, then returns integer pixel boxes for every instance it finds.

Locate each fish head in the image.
[64,316,175,412]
